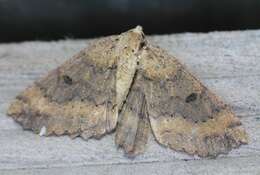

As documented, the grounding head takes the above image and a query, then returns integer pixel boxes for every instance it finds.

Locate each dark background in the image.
[1,0,260,43]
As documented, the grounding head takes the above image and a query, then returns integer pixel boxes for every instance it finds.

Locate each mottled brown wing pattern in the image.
[115,74,150,156]
[7,36,119,139]
[139,44,248,157]
[7,26,248,158]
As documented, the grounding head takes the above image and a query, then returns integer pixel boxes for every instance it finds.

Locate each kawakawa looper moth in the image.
[7,26,248,157]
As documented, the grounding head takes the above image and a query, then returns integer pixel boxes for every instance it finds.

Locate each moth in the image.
[7,26,248,157]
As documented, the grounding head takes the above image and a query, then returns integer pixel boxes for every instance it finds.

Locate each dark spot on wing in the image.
[62,75,73,85]
[185,93,197,103]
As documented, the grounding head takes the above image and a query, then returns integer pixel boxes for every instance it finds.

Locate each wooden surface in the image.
[1,30,260,174]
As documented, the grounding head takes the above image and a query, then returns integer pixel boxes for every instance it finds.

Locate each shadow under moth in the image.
[7,26,248,158]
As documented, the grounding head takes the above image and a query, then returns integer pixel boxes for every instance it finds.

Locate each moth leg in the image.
[115,87,150,157]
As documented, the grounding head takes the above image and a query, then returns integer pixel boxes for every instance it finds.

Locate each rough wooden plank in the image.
[1,30,260,174]
[1,156,260,175]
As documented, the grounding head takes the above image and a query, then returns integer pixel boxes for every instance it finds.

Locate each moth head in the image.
[116,25,146,56]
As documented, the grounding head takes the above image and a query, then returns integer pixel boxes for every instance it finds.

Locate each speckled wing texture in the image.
[115,73,150,156]
[7,35,120,139]
[139,43,248,157]
[7,26,146,141]
[7,26,248,158]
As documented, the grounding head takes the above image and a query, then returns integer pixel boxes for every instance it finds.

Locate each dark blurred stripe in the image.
[0,0,260,42]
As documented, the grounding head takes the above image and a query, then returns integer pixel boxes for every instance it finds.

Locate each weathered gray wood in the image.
[1,30,260,174]
[1,156,260,175]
